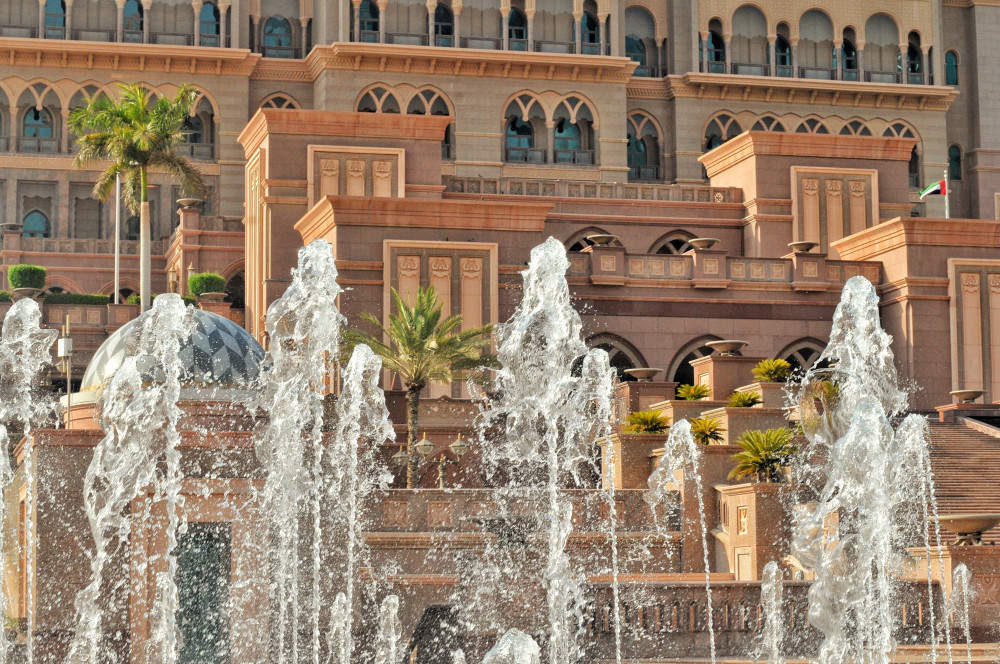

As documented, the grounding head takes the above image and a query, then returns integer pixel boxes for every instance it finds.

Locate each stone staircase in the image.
[927,419,1000,545]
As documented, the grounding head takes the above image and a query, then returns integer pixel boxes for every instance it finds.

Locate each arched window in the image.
[508,9,527,50]
[782,341,827,373]
[842,39,858,79]
[583,335,645,382]
[730,5,767,75]
[125,215,140,241]
[627,129,646,175]
[554,119,581,151]
[796,118,829,134]
[704,114,741,151]
[627,112,660,180]
[671,339,719,387]
[909,147,921,189]
[44,0,66,38]
[505,117,535,161]
[798,10,834,77]
[260,94,300,109]
[123,0,143,42]
[184,115,204,144]
[839,120,872,136]
[775,26,792,76]
[945,50,959,86]
[582,12,599,44]
[434,4,454,46]
[626,36,645,65]
[949,145,963,181]
[652,234,694,254]
[21,108,55,153]
[751,115,785,132]
[225,272,245,309]
[200,2,221,46]
[705,30,725,72]
[22,211,50,238]
[263,16,293,58]
[359,0,379,41]
[907,42,922,83]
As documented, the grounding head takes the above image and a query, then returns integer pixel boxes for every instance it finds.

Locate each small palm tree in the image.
[752,358,793,383]
[677,383,711,400]
[623,410,670,434]
[690,416,725,445]
[69,83,207,312]
[729,428,799,483]
[342,286,493,488]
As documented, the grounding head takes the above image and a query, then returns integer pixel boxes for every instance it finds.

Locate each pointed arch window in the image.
[842,40,858,80]
[434,4,454,47]
[505,117,536,162]
[21,108,56,153]
[22,211,51,238]
[123,0,143,42]
[949,145,963,181]
[44,0,66,39]
[946,51,959,86]
[200,2,221,46]
[626,36,645,65]
[125,216,140,241]
[775,35,791,76]
[263,16,294,58]
[508,9,527,50]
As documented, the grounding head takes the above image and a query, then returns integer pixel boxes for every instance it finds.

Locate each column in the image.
[219,1,228,45]
[501,11,508,49]
[65,0,74,38]
[767,36,775,76]
[545,121,554,163]
[598,13,607,55]
[526,9,534,51]
[250,14,260,51]
[299,16,309,53]
[573,12,581,53]
[857,40,865,80]
[898,44,906,83]
[60,109,70,154]
[922,45,930,84]
[699,31,708,72]
[193,0,202,45]
[723,33,731,73]
[659,36,667,75]
[38,0,45,38]
[453,3,460,45]
[8,107,17,153]
[116,0,125,41]
[142,0,151,42]
[790,37,798,77]
[834,39,842,80]
[377,0,387,42]
[427,1,434,46]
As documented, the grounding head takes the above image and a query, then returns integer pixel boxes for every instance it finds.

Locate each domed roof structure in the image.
[81,309,265,392]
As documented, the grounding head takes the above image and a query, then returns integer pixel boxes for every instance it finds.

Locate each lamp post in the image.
[186,262,195,296]
[167,266,178,294]
[57,316,74,413]
[393,433,469,488]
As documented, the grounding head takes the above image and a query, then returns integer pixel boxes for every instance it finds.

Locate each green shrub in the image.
[0,291,11,303]
[7,265,46,290]
[43,293,111,305]
[676,383,711,401]
[690,416,726,445]
[727,391,763,408]
[752,358,793,383]
[126,293,197,307]
[187,271,226,297]
[728,428,798,483]
[623,410,670,434]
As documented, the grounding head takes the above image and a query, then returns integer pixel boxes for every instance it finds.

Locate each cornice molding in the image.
[0,36,260,76]
[627,72,959,112]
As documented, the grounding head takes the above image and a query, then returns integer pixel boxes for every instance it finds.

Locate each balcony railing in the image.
[1,25,36,38]
[731,62,769,76]
[554,148,596,165]
[460,36,501,49]
[705,60,726,74]
[153,32,194,45]
[445,176,741,204]
[176,143,214,160]
[72,28,113,41]
[799,66,836,80]
[535,40,574,53]
[17,137,59,153]
[0,138,7,152]
[632,64,665,77]
[866,70,902,84]
[842,68,859,81]
[629,165,660,181]
[582,42,609,55]
[907,72,924,85]
[199,33,220,47]
[504,147,546,163]
[44,26,66,39]
[434,34,454,47]
[387,32,428,46]
[359,30,379,43]
[509,38,528,51]
[776,64,793,77]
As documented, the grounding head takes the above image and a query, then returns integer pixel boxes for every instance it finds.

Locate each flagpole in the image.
[943,168,950,219]
[114,173,121,303]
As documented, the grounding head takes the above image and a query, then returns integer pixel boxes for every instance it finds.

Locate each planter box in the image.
[647,398,728,425]
[700,406,791,446]
[601,432,667,489]
[735,381,790,409]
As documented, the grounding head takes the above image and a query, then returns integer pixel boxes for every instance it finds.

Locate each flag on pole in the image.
[919,179,947,199]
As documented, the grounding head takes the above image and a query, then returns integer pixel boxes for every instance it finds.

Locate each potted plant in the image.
[676,383,711,401]
[188,271,227,302]
[690,416,725,445]
[7,264,46,301]
[727,391,763,408]
[623,410,670,434]
[728,427,798,483]
[738,358,794,408]
[752,358,793,382]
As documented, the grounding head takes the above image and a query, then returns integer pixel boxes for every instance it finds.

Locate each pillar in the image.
[545,121,555,163]
[250,13,260,51]
[427,0,434,46]
[300,16,309,52]
[142,0,151,42]
[857,40,865,80]
[767,35,775,76]
[790,37,798,77]
[116,0,125,41]
[453,3,461,45]
[38,0,45,38]
[598,12,608,56]
[699,31,708,72]
[834,39,842,80]
[65,0,74,38]
[659,36,667,75]
[377,0,387,42]
[60,109,70,154]
[193,0,203,45]
[502,11,508,49]
[922,45,930,84]
[573,12,581,53]
[723,33,731,73]
[219,1,228,46]
[526,9,534,51]
[899,44,906,83]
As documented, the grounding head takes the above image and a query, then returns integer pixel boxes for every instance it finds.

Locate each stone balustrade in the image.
[443,176,742,204]
[10,236,166,256]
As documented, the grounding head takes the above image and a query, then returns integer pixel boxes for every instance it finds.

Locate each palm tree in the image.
[69,83,207,312]
[342,286,494,488]
[729,427,799,483]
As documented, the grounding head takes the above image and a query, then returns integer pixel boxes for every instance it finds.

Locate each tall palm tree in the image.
[69,83,207,312]
[342,286,493,488]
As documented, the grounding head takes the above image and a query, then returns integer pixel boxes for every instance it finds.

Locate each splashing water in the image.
[483,629,542,664]
[950,564,974,664]
[452,648,467,664]
[790,276,942,664]
[646,419,716,662]
[760,561,785,664]
[66,294,195,664]
[374,595,402,664]
[481,237,615,664]
[254,239,345,663]
[0,299,57,664]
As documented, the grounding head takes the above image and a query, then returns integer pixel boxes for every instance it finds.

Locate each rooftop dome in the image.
[80,308,265,392]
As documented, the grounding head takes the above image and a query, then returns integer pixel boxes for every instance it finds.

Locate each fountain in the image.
[950,564,973,664]
[760,561,785,664]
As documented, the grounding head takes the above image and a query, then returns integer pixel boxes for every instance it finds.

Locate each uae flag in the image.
[919,179,947,199]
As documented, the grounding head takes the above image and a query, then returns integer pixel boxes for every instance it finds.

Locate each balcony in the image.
[359,30,379,43]
[504,147,546,163]
[554,148,596,165]
[731,62,769,76]
[17,137,60,154]
[387,32,428,46]
[866,70,902,84]
[123,29,143,43]
[444,175,741,204]
[460,36,501,49]
[176,143,215,160]
[631,64,665,78]
[798,66,836,80]
[261,44,300,58]
[434,34,454,47]
[71,28,113,42]
[153,32,194,46]
[705,60,726,74]
[629,165,660,182]
[0,25,36,38]
[44,26,66,39]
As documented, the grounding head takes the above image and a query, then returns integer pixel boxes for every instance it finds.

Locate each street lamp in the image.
[393,433,469,488]
[167,265,178,294]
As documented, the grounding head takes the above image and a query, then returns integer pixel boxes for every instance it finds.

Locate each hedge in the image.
[187,272,226,297]
[7,265,46,290]
[127,293,197,307]
[0,291,10,303]
[43,293,111,305]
